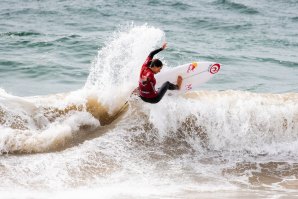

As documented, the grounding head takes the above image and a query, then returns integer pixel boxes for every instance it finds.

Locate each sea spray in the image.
[85,24,165,113]
[1,0,298,196]
[0,25,167,153]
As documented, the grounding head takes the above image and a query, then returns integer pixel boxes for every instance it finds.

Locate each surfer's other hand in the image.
[162,42,167,50]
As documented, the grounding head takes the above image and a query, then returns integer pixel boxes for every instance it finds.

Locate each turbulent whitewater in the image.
[0,0,298,197]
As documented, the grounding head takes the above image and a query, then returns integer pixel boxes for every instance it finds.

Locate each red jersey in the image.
[138,48,163,98]
[139,56,158,98]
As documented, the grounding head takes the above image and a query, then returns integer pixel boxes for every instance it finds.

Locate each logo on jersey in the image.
[187,62,198,73]
[209,63,220,74]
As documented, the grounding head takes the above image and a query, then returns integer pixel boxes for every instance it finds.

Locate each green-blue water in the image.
[0,0,298,198]
[1,0,297,95]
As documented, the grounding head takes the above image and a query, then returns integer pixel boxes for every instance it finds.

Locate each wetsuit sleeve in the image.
[148,48,163,59]
[141,47,164,69]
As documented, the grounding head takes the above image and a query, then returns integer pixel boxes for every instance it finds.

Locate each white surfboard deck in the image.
[155,62,221,94]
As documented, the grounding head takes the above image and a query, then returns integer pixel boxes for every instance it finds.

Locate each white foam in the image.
[1,25,298,198]
[0,24,167,153]
[85,24,165,113]
[143,90,298,155]
[0,111,99,153]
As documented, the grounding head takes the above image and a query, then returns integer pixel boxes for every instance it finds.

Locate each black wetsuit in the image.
[140,81,178,103]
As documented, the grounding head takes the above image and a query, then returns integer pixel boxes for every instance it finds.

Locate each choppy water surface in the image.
[0,0,297,198]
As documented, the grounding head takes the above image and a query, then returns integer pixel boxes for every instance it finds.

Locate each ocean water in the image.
[0,0,298,198]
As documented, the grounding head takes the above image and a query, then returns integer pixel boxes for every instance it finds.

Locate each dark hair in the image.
[150,59,163,68]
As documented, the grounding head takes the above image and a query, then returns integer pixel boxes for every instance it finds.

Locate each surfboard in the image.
[155,62,221,94]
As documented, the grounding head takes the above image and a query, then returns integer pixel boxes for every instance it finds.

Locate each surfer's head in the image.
[150,59,163,74]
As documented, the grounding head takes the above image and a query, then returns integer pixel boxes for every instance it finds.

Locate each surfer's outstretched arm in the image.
[148,42,167,59]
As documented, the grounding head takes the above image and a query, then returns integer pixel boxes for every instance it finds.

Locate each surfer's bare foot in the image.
[177,75,183,90]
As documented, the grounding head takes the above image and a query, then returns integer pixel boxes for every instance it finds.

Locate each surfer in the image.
[138,42,182,104]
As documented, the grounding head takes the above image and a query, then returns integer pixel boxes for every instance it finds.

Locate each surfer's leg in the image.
[139,81,170,104]
[168,82,178,90]
[167,76,182,90]
[140,96,155,103]
[140,96,160,104]
[157,81,170,95]
[140,78,182,104]
[152,81,173,103]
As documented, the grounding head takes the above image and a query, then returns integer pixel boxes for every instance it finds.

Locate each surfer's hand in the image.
[162,42,167,50]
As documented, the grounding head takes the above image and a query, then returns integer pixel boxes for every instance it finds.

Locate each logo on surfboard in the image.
[209,63,220,74]
[185,84,192,90]
[187,62,198,73]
